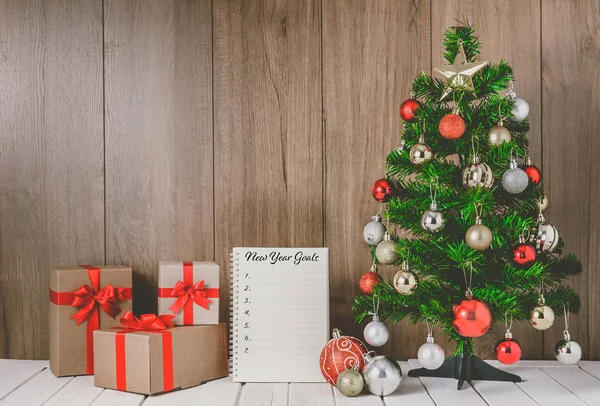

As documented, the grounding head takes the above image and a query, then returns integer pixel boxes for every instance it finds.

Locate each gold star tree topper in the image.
[434,42,489,100]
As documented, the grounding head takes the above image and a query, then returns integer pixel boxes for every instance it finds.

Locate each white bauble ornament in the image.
[530,304,555,330]
[417,335,445,370]
[465,220,493,250]
[363,214,386,246]
[421,202,445,233]
[362,353,402,396]
[375,232,398,265]
[502,158,529,194]
[555,331,582,365]
[509,91,530,122]
[363,315,389,347]
[537,195,549,212]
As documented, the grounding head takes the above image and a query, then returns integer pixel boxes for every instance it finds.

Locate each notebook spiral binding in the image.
[229,251,239,377]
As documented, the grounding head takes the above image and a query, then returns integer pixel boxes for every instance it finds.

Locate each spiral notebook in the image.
[230,247,329,382]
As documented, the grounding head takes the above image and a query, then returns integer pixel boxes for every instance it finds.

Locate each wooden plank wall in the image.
[0,0,598,361]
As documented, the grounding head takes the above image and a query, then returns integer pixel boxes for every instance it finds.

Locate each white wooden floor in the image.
[2,359,600,406]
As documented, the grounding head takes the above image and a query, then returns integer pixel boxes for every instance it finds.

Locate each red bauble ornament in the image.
[400,99,422,122]
[359,271,381,294]
[372,178,392,203]
[521,156,542,184]
[452,298,492,338]
[319,329,367,385]
[439,112,466,140]
[495,337,522,365]
[513,244,536,267]
[522,165,542,184]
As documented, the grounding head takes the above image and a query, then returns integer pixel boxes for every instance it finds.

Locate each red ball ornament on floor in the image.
[359,271,381,295]
[400,99,422,122]
[439,113,466,139]
[372,178,392,203]
[495,337,522,365]
[452,298,492,338]
[513,244,536,267]
[319,329,368,386]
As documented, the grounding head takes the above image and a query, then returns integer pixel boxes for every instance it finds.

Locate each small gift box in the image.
[49,265,132,377]
[93,312,228,395]
[158,261,220,325]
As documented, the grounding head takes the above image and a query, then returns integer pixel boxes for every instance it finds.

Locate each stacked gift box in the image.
[49,262,227,395]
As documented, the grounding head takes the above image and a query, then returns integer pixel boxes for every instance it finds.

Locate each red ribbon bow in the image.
[70,284,125,325]
[168,280,212,314]
[119,311,175,331]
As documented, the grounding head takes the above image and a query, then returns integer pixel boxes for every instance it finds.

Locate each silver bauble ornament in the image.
[488,122,511,146]
[509,91,530,122]
[502,158,529,194]
[421,202,445,233]
[417,335,445,370]
[462,155,494,189]
[465,218,493,250]
[364,214,386,246]
[535,213,559,252]
[410,141,432,165]
[375,232,398,265]
[530,304,555,330]
[393,261,418,295]
[555,330,582,365]
[363,315,389,347]
[537,195,549,212]
[362,352,402,396]
[336,365,365,397]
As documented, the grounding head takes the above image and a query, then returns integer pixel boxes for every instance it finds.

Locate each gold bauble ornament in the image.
[488,119,511,146]
[375,232,398,265]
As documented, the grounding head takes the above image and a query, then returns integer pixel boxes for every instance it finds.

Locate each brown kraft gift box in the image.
[93,322,229,395]
[49,265,132,377]
[158,261,220,325]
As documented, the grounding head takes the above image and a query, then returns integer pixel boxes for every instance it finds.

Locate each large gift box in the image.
[49,265,132,377]
[93,313,228,395]
[158,261,220,325]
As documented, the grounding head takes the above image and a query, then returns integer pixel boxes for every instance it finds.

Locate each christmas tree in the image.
[354,21,582,388]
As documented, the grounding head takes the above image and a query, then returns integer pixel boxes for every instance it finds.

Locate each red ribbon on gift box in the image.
[114,312,175,393]
[49,265,133,374]
[157,261,219,325]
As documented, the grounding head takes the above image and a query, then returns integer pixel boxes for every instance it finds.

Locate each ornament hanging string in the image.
[510,145,519,163]
[462,262,474,298]
[473,202,483,220]
[563,304,570,331]
[429,176,439,206]
[505,311,513,334]
[369,295,381,319]
[538,277,546,305]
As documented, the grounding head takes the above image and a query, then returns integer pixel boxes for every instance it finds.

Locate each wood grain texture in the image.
[431,0,543,360]
[104,0,214,315]
[541,0,600,360]
[0,0,104,359]
[323,0,431,359]
[213,0,323,325]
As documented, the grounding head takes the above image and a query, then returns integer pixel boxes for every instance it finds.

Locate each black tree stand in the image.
[408,354,522,390]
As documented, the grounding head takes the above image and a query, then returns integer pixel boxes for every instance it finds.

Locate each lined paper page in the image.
[231,248,329,383]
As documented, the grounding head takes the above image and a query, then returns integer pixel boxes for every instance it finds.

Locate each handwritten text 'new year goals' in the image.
[244,251,320,266]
